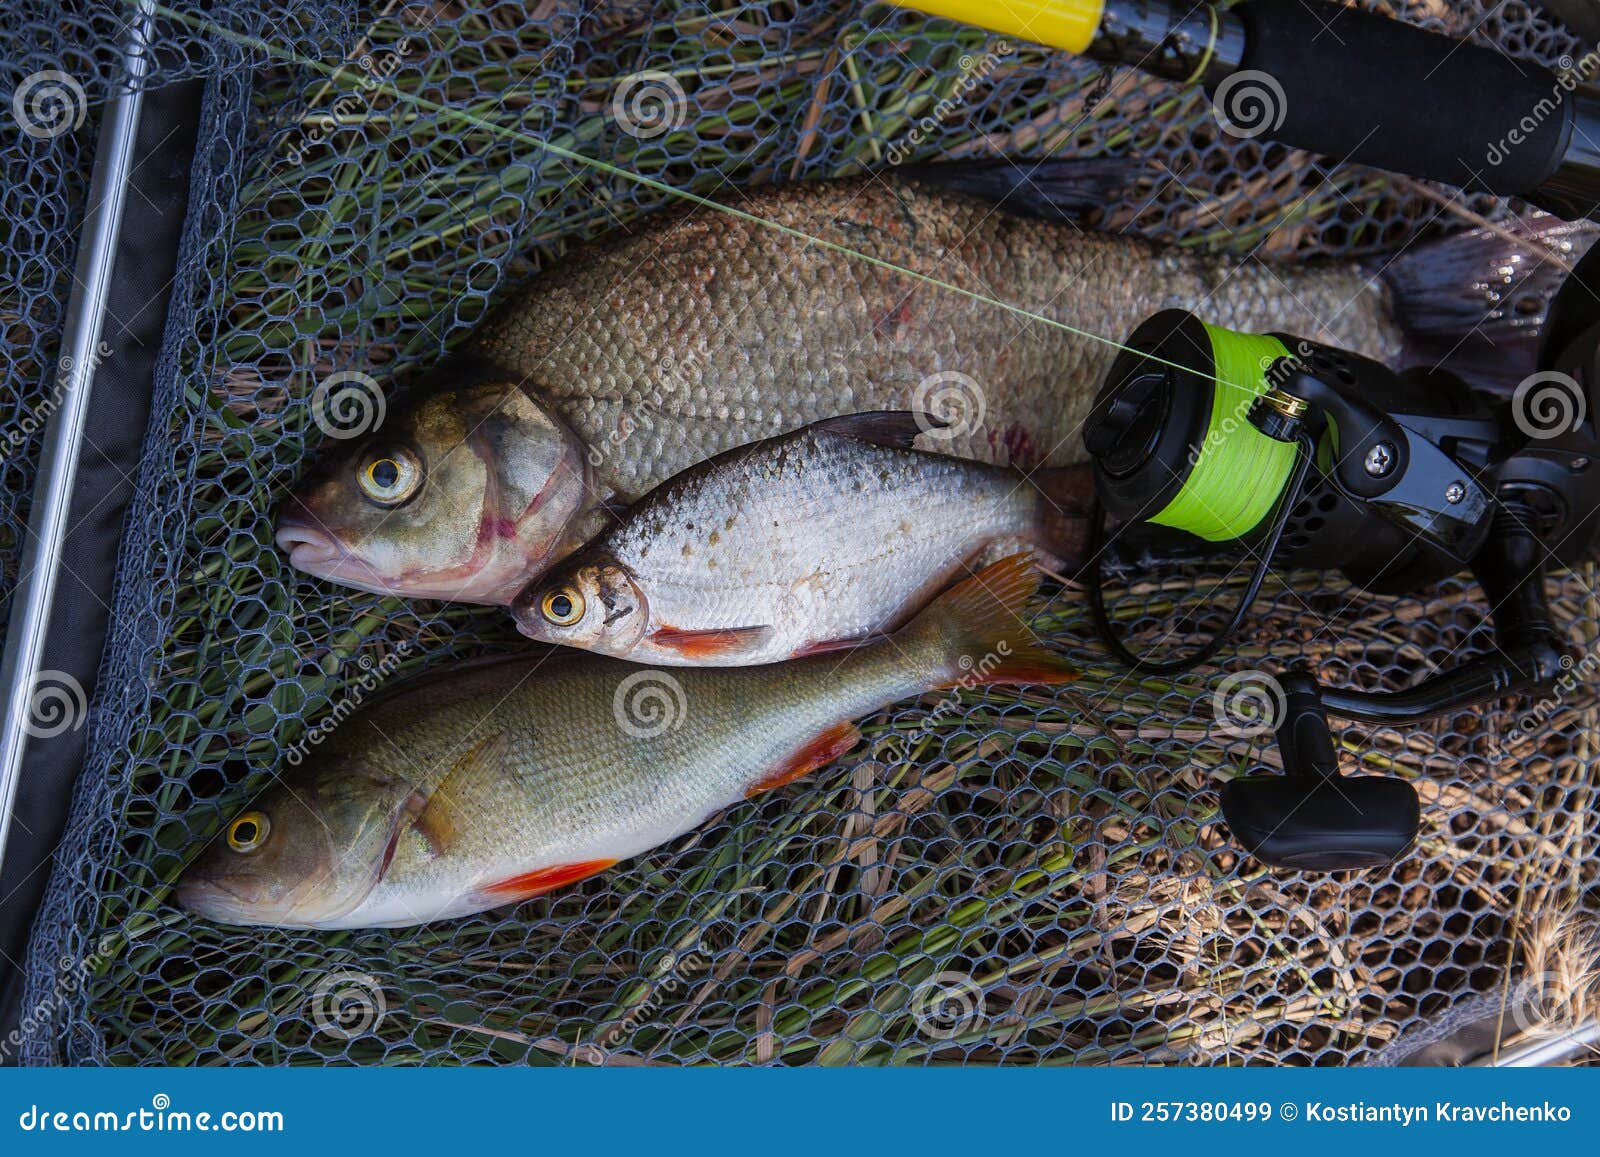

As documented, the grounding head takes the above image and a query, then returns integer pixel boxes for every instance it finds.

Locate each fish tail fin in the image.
[1026,464,1096,571]
[907,553,1077,689]
[1377,214,1598,392]
[902,157,1154,225]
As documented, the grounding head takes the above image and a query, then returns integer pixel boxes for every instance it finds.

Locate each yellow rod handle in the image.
[886,0,1106,55]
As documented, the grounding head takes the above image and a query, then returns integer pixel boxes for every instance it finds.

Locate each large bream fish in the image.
[276,163,1581,603]
[176,555,1074,929]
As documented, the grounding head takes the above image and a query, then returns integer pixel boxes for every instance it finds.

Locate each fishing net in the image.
[3,0,1596,1065]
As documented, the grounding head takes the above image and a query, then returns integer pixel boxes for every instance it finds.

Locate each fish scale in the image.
[353,656,905,927]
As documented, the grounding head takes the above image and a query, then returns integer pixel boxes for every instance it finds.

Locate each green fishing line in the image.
[1149,324,1297,542]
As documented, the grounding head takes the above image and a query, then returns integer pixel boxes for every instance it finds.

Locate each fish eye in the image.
[226,811,271,854]
[540,587,585,627]
[356,446,421,506]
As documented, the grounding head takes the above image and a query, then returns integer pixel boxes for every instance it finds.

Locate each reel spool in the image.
[1085,310,1498,586]
[1081,308,1598,871]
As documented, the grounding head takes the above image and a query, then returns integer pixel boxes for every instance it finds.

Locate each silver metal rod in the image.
[1482,1020,1600,1067]
[0,2,156,876]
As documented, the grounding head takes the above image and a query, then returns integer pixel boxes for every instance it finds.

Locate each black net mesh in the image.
[2,0,1595,1065]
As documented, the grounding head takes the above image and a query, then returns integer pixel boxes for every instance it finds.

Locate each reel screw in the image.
[1445,481,1465,504]
[1364,442,1396,477]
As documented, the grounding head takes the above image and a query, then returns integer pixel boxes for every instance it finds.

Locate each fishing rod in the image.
[891,0,1600,220]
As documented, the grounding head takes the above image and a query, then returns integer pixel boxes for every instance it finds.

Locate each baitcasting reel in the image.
[1081,260,1600,870]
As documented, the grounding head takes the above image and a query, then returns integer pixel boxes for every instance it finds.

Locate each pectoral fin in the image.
[408,731,508,857]
[649,624,774,660]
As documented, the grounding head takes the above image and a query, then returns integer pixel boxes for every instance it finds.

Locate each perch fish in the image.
[177,555,1074,929]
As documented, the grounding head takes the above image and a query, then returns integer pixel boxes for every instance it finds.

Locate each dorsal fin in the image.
[367,652,531,708]
[811,410,943,448]
[902,158,1152,224]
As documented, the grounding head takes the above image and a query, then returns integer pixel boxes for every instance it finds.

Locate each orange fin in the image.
[480,858,617,901]
[746,720,862,798]
[918,553,1078,689]
[650,623,773,659]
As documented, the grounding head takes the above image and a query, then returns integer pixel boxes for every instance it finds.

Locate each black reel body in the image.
[1082,304,1600,871]
[1085,309,1503,589]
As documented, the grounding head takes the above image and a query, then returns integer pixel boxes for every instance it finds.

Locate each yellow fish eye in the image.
[541,587,585,626]
[227,811,270,853]
[356,447,421,506]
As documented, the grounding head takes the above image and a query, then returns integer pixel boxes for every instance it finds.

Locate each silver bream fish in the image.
[513,412,1089,665]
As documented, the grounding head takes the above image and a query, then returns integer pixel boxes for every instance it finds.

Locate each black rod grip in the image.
[1226,0,1572,197]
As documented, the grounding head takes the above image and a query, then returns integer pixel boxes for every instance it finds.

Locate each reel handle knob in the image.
[1221,669,1420,871]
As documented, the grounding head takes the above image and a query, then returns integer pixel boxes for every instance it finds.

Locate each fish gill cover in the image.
[0,0,1594,1064]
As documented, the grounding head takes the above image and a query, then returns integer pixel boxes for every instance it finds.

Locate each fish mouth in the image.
[275,517,343,569]
[174,874,268,926]
[275,504,529,603]
[176,860,370,929]
[275,515,412,597]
